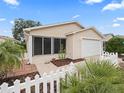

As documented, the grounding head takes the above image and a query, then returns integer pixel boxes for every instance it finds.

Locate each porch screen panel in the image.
[44,38,51,54]
[34,37,42,55]
[54,38,60,53]
[61,39,66,51]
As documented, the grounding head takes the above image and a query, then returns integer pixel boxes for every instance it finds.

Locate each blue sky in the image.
[0,0,124,37]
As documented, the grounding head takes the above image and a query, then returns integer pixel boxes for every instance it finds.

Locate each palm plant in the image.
[0,39,25,79]
[58,44,66,59]
[61,60,124,93]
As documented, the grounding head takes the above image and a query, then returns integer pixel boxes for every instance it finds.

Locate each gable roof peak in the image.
[24,21,84,32]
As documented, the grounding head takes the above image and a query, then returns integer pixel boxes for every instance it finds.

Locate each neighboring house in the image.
[103,34,124,50]
[104,33,114,41]
[116,35,124,39]
[0,35,20,43]
[24,21,104,64]
[103,33,114,50]
[0,35,14,42]
[104,34,124,41]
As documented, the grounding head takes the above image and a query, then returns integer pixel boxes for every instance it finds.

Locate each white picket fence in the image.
[0,63,77,93]
[100,51,118,64]
[0,51,118,93]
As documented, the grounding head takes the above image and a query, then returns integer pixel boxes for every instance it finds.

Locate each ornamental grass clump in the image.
[61,60,124,93]
[58,44,66,60]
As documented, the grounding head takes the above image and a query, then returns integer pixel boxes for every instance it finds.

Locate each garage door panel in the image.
[81,39,101,57]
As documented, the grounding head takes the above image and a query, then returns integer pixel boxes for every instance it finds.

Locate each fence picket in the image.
[0,83,8,93]
[43,73,48,93]
[35,74,40,93]
[50,71,54,93]
[101,51,118,64]
[25,77,31,93]
[14,80,20,93]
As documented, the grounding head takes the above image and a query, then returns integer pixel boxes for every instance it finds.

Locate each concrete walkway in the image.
[33,60,84,75]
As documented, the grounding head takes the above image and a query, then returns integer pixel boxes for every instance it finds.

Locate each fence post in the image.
[25,77,31,93]
[50,71,54,93]
[14,80,20,93]
[0,83,8,93]
[56,70,60,93]
[43,72,47,93]
[35,74,40,93]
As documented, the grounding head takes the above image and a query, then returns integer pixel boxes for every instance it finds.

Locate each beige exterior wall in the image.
[66,29,103,59]
[81,29,102,40]
[30,23,82,38]
[66,35,74,58]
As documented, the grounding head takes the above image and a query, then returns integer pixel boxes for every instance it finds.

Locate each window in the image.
[33,37,42,55]
[61,39,66,51]
[54,38,66,54]
[44,38,51,54]
[33,36,66,56]
[54,38,60,53]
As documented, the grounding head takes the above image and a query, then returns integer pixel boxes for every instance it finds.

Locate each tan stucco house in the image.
[24,21,104,64]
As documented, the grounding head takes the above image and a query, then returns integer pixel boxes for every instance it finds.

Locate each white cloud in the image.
[72,15,80,19]
[102,0,124,11]
[116,17,124,21]
[113,17,124,22]
[10,20,14,25]
[3,0,19,6]
[112,23,121,27]
[85,0,103,4]
[0,18,6,22]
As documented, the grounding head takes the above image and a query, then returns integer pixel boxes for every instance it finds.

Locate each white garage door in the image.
[81,39,102,57]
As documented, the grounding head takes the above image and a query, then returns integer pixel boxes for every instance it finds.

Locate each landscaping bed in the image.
[0,71,40,86]
[0,61,39,86]
[51,58,85,67]
[119,54,124,59]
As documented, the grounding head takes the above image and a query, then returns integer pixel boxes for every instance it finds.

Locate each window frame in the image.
[53,38,66,54]
[43,37,52,55]
[32,35,66,56]
[32,36,42,56]
[53,38,61,54]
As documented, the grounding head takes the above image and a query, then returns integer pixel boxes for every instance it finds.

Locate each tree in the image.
[0,39,24,79]
[61,60,124,93]
[105,37,124,54]
[12,18,41,42]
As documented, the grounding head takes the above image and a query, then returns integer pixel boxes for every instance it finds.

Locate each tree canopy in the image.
[105,36,124,54]
[12,18,41,42]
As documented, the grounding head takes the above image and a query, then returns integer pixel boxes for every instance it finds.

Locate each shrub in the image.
[61,60,124,93]
[105,37,124,54]
[0,39,24,79]
[58,44,66,59]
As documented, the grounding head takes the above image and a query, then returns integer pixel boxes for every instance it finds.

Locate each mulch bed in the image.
[119,63,124,68]
[0,60,39,86]
[0,71,40,86]
[51,58,85,67]
[119,54,124,59]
